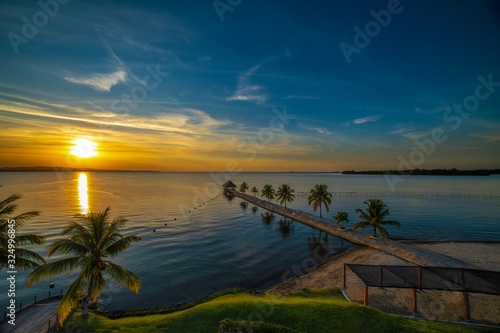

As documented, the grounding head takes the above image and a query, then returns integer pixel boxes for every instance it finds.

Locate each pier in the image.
[231,190,472,268]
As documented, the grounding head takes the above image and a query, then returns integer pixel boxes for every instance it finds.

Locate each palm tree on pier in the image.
[276,184,295,208]
[333,212,349,230]
[251,186,259,197]
[0,189,46,270]
[352,199,401,239]
[308,184,332,218]
[239,182,249,193]
[261,185,275,203]
[26,207,141,323]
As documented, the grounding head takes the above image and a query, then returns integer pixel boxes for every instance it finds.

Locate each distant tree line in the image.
[342,168,500,176]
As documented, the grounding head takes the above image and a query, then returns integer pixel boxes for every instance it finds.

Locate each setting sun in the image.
[70,139,97,158]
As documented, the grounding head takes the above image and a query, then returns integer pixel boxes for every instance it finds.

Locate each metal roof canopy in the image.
[342,264,500,322]
[344,264,500,295]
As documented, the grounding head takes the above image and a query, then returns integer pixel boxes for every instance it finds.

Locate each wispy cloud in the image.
[391,128,412,135]
[470,134,500,142]
[226,64,268,104]
[415,106,450,115]
[352,114,382,125]
[310,127,334,135]
[401,131,432,140]
[226,52,290,105]
[0,97,229,135]
[64,70,127,92]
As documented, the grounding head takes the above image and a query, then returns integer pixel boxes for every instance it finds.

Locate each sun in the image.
[70,139,97,158]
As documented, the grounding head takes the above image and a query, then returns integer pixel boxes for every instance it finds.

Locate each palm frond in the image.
[0,256,42,271]
[377,226,390,240]
[381,220,401,228]
[15,234,45,246]
[11,211,40,225]
[104,261,141,293]
[48,239,89,257]
[13,248,46,264]
[26,257,82,288]
[352,221,372,230]
[104,235,140,257]
[56,273,87,324]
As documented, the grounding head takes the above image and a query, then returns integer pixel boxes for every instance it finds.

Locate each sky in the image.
[0,0,499,172]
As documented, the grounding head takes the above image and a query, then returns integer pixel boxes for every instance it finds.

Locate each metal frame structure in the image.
[342,263,500,322]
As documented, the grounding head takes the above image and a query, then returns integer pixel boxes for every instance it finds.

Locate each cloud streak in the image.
[64,70,127,92]
[352,114,382,125]
[0,97,229,135]
[226,64,268,104]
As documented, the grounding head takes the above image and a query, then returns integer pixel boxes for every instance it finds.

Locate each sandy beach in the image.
[268,241,500,326]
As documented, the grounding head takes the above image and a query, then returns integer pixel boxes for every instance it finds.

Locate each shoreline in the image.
[267,240,500,326]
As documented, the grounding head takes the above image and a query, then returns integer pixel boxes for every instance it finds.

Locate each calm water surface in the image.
[0,172,499,310]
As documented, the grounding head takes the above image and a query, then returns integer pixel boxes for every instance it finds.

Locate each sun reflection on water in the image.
[78,173,89,215]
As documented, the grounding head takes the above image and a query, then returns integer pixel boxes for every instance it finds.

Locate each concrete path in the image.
[232,191,471,268]
[0,296,61,333]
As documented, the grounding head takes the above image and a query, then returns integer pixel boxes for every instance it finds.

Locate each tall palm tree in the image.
[308,184,332,218]
[352,199,401,239]
[276,184,295,208]
[251,186,259,197]
[26,207,141,323]
[239,182,249,193]
[333,212,349,230]
[0,189,46,270]
[261,185,275,203]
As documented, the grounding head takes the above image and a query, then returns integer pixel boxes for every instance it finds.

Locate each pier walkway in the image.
[232,191,471,268]
[0,296,61,333]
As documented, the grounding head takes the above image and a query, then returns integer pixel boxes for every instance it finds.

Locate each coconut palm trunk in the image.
[82,274,95,316]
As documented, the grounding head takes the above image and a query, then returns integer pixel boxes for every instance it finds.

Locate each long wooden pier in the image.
[0,296,61,333]
[232,190,471,268]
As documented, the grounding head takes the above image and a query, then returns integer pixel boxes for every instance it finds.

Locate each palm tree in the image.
[333,212,349,230]
[352,199,401,239]
[251,186,259,197]
[308,184,332,218]
[26,207,141,323]
[239,182,249,193]
[261,185,275,202]
[0,189,46,270]
[276,184,295,208]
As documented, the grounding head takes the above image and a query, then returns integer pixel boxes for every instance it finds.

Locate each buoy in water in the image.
[153,229,156,232]
[165,223,167,226]
[49,283,55,289]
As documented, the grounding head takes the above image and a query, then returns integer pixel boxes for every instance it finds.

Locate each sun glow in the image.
[78,173,89,215]
[70,138,97,158]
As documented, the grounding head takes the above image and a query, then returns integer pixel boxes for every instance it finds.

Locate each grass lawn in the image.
[64,288,498,333]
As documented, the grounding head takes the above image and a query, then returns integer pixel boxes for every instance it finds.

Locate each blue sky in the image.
[0,0,499,171]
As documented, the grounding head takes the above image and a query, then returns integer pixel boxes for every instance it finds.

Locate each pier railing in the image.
[1,289,65,333]
[2,288,65,319]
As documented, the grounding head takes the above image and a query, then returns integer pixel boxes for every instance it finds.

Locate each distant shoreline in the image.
[0,166,499,175]
[343,169,500,176]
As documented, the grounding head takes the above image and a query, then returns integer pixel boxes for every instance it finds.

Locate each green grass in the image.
[64,288,498,333]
